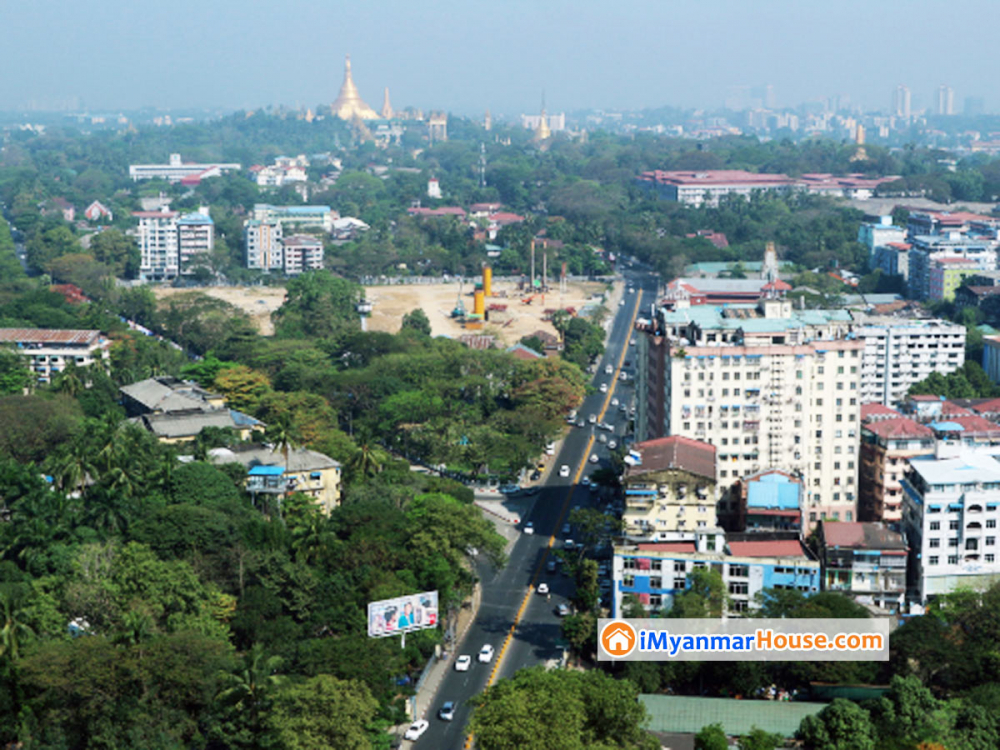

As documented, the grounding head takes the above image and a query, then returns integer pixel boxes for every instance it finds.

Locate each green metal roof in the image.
[640,695,826,738]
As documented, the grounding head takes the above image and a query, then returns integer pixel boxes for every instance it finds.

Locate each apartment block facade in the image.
[902,451,1000,602]
[0,328,111,385]
[856,317,966,407]
[135,207,214,281]
[251,204,336,234]
[281,234,324,275]
[818,521,907,611]
[859,411,935,524]
[646,296,862,532]
[245,220,283,271]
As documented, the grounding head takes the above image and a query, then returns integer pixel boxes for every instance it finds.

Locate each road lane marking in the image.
[463,289,644,749]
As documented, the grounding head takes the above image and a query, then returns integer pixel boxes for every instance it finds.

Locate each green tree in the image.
[738,726,784,750]
[695,723,729,750]
[273,270,362,340]
[216,643,286,743]
[265,673,379,750]
[0,348,31,395]
[401,307,432,336]
[669,566,728,618]
[797,699,876,750]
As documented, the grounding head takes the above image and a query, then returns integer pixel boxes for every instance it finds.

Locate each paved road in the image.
[413,269,659,749]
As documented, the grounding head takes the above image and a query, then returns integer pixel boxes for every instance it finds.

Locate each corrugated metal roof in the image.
[0,328,102,346]
[640,695,826,738]
[625,436,715,480]
[726,540,809,558]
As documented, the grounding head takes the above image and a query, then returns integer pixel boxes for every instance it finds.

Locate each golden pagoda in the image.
[533,95,552,142]
[331,55,379,120]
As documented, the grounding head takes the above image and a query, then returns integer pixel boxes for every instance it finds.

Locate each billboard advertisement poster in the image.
[368,590,439,638]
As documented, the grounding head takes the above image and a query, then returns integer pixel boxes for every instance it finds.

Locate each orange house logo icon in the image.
[601,620,637,658]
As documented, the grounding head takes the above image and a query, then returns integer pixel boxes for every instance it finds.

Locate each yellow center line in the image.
[464,287,644,749]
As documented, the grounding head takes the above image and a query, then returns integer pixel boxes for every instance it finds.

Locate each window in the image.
[624,574,635,586]
[729,564,749,577]
[989,519,997,529]
[929,538,940,548]
[988,537,996,546]
[950,520,960,530]
[948,555,959,565]
[650,594,663,607]
[674,561,685,572]
[673,577,687,589]
[930,521,940,531]
[651,560,662,571]
[988,555,996,564]
[929,556,939,565]
[949,538,959,547]
[650,577,663,589]
[728,581,749,596]
[731,599,749,612]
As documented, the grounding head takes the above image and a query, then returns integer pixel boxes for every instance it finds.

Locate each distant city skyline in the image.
[3,0,997,117]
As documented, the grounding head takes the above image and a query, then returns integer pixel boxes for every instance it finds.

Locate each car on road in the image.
[557,603,571,617]
[599,383,608,393]
[537,582,549,595]
[582,476,591,485]
[628,287,635,293]
[559,465,570,478]
[404,720,429,740]
[500,484,520,494]
[438,701,456,721]
[619,299,625,306]
[526,486,540,496]
[605,364,613,375]
[478,645,495,663]
[589,482,598,493]
[523,521,534,535]
[562,523,571,535]
[600,422,614,431]
[599,434,607,444]
[608,440,617,450]
[619,404,628,413]
[530,470,541,481]
[630,338,637,346]
[547,559,557,572]
[589,454,599,463]
[620,371,628,382]
[454,655,471,671]
[565,539,576,550]
[588,414,597,424]
[567,410,577,423]
[611,397,619,407]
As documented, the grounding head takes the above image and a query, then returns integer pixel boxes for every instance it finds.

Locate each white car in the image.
[589,414,597,424]
[545,442,555,456]
[565,539,576,550]
[599,434,607,444]
[438,701,456,721]
[599,383,608,393]
[537,582,549,595]
[605,364,613,375]
[557,603,571,617]
[629,338,636,346]
[611,398,619,407]
[619,299,625,306]
[478,644,495,663]
[629,287,635,293]
[454,655,471,671]
[524,521,534,535]
[589,454,598,463]
[559,465,570,478]
[404,720,429,740]
[608,440,617,450]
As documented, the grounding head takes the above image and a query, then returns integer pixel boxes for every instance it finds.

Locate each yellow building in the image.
[213,444,343,514]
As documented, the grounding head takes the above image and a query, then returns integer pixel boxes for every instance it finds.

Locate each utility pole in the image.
[530,239,536,291]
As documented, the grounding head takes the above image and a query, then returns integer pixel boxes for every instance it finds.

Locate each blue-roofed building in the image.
[733,469,802,532]
[212,444,342,514]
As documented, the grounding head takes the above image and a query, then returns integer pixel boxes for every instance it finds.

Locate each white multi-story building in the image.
[251,204,337,234]
[135,209,180,282]
[245,220,283,271]
[902,450,1000,602]
[644,295,862,531]
[0,328,111,385]
[637,169,797,208]
[129,153,241,183]
[282,234,324,275]
[855,317,966,407]
[135,207,214,281]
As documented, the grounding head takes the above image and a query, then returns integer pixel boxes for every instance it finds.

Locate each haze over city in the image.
[4,0,997,115]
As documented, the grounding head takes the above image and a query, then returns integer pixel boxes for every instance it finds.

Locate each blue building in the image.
[612,537,819,616]
[734,469,802,532]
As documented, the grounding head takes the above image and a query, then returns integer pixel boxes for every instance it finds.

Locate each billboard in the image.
[368,590,439,638]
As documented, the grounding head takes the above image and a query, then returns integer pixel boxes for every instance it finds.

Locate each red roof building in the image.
[726,539,810,558]
[860,402,901,424]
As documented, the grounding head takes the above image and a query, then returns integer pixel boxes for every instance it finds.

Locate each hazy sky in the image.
[3,0,996,116]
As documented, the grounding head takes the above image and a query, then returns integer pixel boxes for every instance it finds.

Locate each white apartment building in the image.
[647,296,862,531]
[135,209,180,282]
[282,234,324,275]
[856,317,966,407]
[0,328,111,385]
[902,450,1000,602]
[637,169,796,208]
[135,207,214,281]
[252,156,309,187]
[129,153,241,182]
[245,220,283,271]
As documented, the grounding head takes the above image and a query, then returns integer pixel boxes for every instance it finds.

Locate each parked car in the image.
[565,539,576,550]
[599,434,607,444]
[478,644,495,663]
[524,521,534,535]
[404,720,429,740]
[582,476,591,485]
[530,470,542,481]
[546,442,556,456]
[557,603,571,617]
[455,655,471,671]
[438,701,456,721]
[577,419,585,427]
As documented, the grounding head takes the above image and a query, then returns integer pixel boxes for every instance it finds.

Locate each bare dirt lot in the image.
[153,279,612,345]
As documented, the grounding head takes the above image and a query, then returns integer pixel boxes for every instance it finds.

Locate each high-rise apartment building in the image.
[855,316,966,407]
[937,85,955,116]
[858,407,935,523]
[894,85,911,118]
[135,207,214,281]
[643,294,862,532]
[245,220,283,271]
[176,211,214,275]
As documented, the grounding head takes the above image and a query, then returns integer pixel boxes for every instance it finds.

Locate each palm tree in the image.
[51,436,97,496]
[216,644,285,737]
[347,432,383,481]
[52,360,84,398]
[264,418,299,520]
[0,585,35,663]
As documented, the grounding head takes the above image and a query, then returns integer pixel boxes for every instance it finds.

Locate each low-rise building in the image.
[732,469,802,533]
[984,336,1000,386]
[251,204,337,234]
[637,169,797,208]
[613,536,820,616]
[129,153,241,183]
[0,328,110,385]
[282,234,324,274]
[139,409,263,444]
[902,450,1000,602]
[621,437,720,544]
[210,444,342,514]
[818,521,908,610]
[120,376,226,417]
[929,256,981,301]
